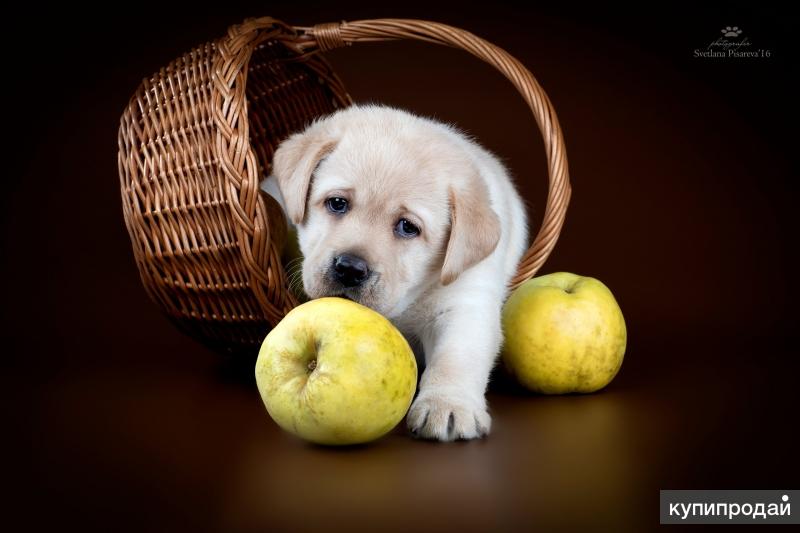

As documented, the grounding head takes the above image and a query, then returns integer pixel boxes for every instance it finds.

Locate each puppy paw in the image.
[407,391,491,441]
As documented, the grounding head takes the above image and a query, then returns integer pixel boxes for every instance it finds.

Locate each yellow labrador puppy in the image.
[262,104,528,441]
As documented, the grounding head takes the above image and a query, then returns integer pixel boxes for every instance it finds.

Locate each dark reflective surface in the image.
[17,327,796,532]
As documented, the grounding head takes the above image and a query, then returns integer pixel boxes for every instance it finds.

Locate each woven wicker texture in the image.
[118,17,571,355]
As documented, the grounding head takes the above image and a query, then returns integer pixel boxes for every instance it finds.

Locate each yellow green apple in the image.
[501,272,626,394]
[255,297,418,445]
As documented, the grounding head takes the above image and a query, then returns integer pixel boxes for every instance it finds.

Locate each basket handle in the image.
[293,19,572,290]
[213,18,304,324]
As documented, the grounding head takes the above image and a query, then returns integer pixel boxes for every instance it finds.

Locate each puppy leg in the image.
[407,299,501,441]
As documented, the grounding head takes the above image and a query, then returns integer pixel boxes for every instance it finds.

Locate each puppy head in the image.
[271,105,500,318]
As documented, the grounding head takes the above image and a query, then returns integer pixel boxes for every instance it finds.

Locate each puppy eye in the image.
[325,197,349,214]
[395,218,420,238]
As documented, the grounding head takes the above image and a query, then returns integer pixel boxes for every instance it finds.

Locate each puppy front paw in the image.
[406,391,491,441]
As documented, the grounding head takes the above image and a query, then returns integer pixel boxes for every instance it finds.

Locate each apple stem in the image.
[307,359,317,372]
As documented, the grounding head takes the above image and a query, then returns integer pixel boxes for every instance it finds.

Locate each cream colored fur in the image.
[262,104,528,441]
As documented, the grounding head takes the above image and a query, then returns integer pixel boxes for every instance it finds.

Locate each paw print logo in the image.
[721,26,743,37]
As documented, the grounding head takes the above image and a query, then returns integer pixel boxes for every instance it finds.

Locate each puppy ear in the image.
[271,128,337,225]
[441,173,501,285]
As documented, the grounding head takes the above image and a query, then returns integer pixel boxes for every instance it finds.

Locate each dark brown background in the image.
[4,2,796,532]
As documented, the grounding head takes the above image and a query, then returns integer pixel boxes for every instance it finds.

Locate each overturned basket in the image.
[118,17,571,355]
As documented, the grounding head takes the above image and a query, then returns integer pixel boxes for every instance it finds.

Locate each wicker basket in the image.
[117,17,571,356]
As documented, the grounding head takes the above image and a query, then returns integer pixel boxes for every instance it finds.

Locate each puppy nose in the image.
[332,254,370,287]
